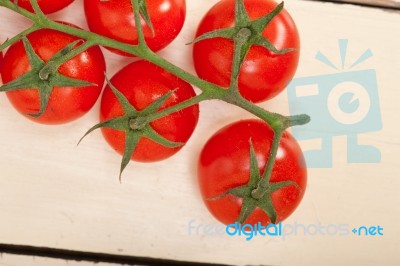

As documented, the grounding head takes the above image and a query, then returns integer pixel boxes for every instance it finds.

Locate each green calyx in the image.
[209,140,300,225]
[78,78,184,180]
[192,1,293,88]
[0,37,94,117]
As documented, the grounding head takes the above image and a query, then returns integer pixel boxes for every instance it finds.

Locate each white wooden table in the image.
[1,0,400,265]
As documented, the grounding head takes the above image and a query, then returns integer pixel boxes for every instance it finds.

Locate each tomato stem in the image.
[0,25,40,52]
[144,92,211,123]
[251,130,283,200]
[130,0,148,49]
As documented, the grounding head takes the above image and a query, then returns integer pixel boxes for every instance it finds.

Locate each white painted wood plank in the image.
[1,0,400,265]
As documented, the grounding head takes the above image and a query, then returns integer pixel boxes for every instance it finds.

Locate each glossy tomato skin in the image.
[0,51,3,78]
[198,119,306,226]
[100,61,199,162]
[193,0,300,103]
[1,26,106,125]
[84,0,186,56]
[10,0,74,14]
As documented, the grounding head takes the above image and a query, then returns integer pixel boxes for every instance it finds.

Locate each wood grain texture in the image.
[1,0,400,265]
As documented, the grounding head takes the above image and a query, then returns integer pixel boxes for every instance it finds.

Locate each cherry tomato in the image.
[100,60,199,162]
[10,0,74,14]
[198,119,307,226]
[1,26,106,124]
[84,0,186,56]
[193,0,300,103]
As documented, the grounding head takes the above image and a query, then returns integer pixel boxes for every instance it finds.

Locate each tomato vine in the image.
[0,0,310,225]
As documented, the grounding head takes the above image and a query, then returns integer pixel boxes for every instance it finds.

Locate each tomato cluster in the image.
[0,0,306,228]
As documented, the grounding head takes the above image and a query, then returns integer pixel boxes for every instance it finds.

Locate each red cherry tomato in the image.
[100,60,199,162]
[198,119,307,226]
[10,0,74,14]
[193,0,300,103]
[1,26,106,124]
[84,0,186,56]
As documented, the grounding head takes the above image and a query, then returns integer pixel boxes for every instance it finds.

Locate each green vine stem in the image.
[0,0,310,222]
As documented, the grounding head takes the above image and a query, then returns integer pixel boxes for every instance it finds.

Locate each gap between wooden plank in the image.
[0,243,232,266]
[306,0,400,9]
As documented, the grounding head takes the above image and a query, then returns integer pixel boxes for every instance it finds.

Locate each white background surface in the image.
[1,0,400,265]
